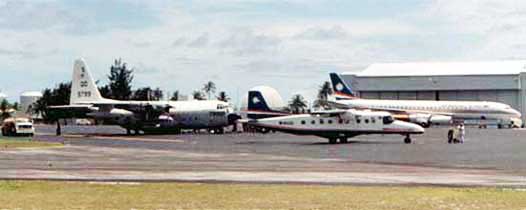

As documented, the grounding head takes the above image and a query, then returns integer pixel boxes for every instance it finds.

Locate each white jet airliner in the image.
[52,59,238,134]
[329,73,522,128]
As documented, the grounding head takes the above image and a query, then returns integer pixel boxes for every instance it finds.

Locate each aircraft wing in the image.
[328,101,454,116]
[47,105,96,119]
[76,100,170,106]
[310,109,348,117]
[364,107,454,117]
[49,104,95,109]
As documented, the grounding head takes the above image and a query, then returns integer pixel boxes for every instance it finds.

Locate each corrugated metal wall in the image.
[345,73,526,124]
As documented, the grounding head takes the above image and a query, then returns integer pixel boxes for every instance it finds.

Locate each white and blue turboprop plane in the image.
[245,87,424,144]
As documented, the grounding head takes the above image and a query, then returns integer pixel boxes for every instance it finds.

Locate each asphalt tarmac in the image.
[2,125,526,186]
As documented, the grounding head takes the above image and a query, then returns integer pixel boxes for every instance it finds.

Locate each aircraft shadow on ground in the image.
[236,140,400,146]
[306,141,401,146]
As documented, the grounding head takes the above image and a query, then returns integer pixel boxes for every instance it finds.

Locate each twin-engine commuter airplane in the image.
[52,59,238,134]
[329,73,522,128]
[246,87,424,144]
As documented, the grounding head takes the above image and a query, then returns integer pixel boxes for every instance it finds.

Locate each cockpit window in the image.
[383,116,394,124]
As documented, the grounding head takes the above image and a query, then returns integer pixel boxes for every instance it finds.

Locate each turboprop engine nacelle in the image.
[87,108,134,118]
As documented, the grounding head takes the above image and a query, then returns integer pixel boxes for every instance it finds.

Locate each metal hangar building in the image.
[340,61,526,123]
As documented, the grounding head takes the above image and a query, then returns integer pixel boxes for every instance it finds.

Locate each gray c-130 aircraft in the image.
[51,59,239,134]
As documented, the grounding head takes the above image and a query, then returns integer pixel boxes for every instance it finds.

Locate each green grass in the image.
[0,137,63,149]
[0,181,525,209]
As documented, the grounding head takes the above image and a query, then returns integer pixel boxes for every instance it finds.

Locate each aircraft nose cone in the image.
[401,121,425,133]
[511,109,522,117]
[411,123,425,133]
[394,121,425,134]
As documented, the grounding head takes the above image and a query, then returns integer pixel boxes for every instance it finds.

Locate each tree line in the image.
[0,99,18,121]
[285,81,333,114]
[25,57,335,122]
[33,58,232,122]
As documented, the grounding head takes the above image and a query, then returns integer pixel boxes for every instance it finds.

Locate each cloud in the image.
[0,0,159,34]
[294,26,349,40]
[422,0,526,59]
[187,33,210,48]
[172,37,187,47]
[0,0,73,31]
[218,29,281,56]
[6,0,526,104]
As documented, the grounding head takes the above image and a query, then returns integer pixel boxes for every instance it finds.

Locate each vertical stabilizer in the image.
[329,73,356,100]
[247,90,289,119]
[70,58,104,104]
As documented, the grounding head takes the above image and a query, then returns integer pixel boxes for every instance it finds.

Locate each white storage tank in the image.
[20,91,42,115]
[0,92,6,102]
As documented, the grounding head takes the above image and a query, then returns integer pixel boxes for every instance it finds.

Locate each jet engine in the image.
[408,113,432,127]
[429,115,452,124]
[409,113,452,127]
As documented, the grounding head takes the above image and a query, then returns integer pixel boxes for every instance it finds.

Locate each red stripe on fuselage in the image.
[246,109,290,116]
[252,123,421,134]
[334,91,357,99]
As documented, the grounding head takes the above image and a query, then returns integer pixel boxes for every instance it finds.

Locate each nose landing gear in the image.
[404,134,412,144]
[327,137,348,144]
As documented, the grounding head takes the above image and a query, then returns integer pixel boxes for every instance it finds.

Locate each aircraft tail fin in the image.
[70,58,104,105]
[247,90,289,119]
[329,73,356,100]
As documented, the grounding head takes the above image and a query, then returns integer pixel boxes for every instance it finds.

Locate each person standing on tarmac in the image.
[448,125,455,144]
[459,123,466,143]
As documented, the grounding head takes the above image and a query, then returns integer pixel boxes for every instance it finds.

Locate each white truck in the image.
[1,117,34,136]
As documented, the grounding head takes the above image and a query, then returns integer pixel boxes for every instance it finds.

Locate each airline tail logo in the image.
[329,73,356,100]
[247,90,289,119]
[251,95,261,105]
[248,91,272,112]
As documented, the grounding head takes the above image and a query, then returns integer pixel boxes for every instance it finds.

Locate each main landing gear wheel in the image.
[339,137,348,144]
[328,138,337,144]
[404,135,412,144]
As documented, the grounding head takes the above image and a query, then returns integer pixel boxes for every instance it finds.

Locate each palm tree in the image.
[202,81,216,100]
[288,94,308,114]
[319,81,333,99]
[33,89,51,120]
[313,81,333,109]
[192,90,206,100]
[216,91,230,102]
[170,90,180,101]
[0,99,11,120]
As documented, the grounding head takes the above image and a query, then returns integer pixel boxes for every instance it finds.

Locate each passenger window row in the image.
[281,116,392,126]
[374,105,470,111]
[298,119,351,125]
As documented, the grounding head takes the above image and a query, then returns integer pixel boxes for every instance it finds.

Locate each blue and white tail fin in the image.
[329,73,357,100]
[247,90,289,119]
[70,58,105,105]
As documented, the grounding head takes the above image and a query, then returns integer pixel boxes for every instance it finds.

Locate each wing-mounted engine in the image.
[86,108,134,119]
[408,113,432,127]
[429,115,452,124]
[408,113,452,127]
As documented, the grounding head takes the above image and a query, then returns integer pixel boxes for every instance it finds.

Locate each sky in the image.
[2,0,526,107]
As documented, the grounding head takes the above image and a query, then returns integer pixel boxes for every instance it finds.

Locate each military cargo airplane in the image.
[52,59,239,134]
